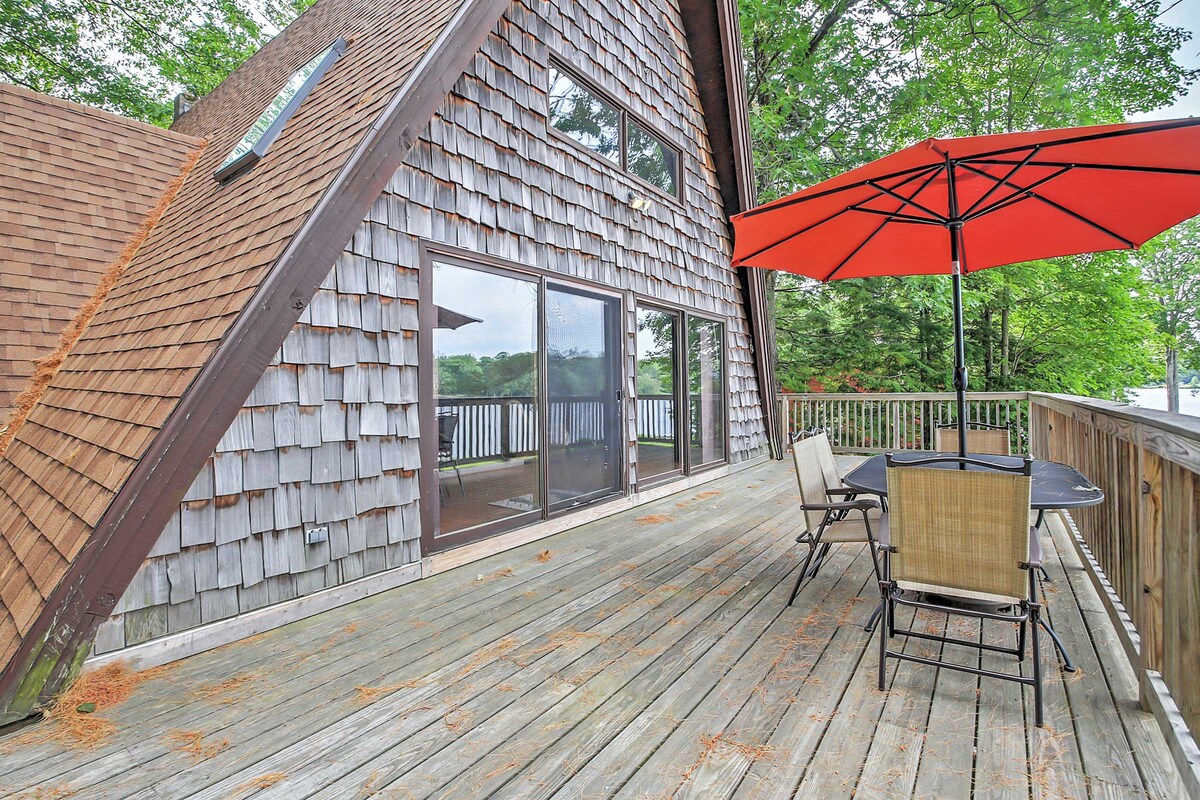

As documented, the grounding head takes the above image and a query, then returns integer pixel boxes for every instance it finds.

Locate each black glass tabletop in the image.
[842,451,1105,511]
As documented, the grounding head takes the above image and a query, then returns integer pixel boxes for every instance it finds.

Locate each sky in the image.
[1131,0,1200,120]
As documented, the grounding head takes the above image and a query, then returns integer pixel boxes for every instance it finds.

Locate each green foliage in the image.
[1,0,315,125]
[742,0,1197,398]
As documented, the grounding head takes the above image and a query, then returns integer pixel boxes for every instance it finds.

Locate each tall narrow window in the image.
[636,306,682,482]
[687,318,725,467]
[432,262,540,537]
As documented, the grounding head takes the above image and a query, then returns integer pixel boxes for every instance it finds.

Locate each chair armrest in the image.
[825,487,860,497]
[801,499,878,512]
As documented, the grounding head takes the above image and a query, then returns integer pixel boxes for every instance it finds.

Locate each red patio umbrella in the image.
[732,117,1200,456]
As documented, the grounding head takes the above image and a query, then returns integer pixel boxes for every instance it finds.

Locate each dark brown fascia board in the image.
[679,0,781,458]
[0,0,514,721]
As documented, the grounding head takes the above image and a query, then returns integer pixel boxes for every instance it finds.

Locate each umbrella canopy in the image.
[434,304,482,330]
[732,117,1200,454]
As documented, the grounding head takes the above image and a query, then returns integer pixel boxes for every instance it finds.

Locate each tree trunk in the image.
[1166,345,1179,414]
[982,306,994,389]
[1000,305,1010,388]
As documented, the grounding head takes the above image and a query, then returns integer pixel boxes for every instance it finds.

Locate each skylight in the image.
[214,38,347,182]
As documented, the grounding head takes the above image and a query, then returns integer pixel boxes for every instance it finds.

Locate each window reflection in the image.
[627,120,679,196]
[548,67,620,163]
[688,318,725,467]
[433,263,540,534]
[636,306,682,481]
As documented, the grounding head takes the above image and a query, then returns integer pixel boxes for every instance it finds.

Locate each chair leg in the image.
[1017,618,1027,662]
[454,461,465,496]
[877,589,889,690]
[806,543,832,579]
[788,541,818,606]
[864,600,884,633]
[1031,605,1044,727]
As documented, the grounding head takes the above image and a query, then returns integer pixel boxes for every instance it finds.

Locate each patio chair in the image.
[876,453,1050,726]
[788,434,886,622]
[437,411,465,503]
[934,421,1012,455]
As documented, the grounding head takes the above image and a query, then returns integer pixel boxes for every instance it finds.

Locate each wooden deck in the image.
[0,458,1186,799]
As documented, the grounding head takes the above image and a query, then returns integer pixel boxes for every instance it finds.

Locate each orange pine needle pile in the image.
[164,729,230,761]
[190,673,258,705]
[353,678,424,705]
[635,514,674,525]
[234,772,288,793]
[535,550,553,562]
[11,661,174,750]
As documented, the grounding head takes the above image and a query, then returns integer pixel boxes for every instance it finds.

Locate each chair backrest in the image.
[437,413,459,451]
[935,425,1012,455]
[791,434,838,533]
[885,456,1032,601]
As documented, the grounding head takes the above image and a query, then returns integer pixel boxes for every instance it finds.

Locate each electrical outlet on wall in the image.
[305,526,329,545]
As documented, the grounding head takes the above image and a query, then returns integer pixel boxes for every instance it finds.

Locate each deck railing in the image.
[778,391,1029,454]
[779,389,1200,758]
[1028,393,1200,744]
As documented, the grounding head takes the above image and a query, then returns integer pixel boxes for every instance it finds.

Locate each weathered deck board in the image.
[0,459,1186,799]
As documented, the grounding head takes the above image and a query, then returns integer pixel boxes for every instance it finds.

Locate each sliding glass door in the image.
[635,306,682,484]
[425,257,624,551]
[545,284,622,512]
[431,263,541,542]
[688,317,726,468]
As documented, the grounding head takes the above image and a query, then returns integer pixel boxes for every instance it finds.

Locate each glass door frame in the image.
[633,302,685,489]
[632,297,730,488]
[418,242,629,554]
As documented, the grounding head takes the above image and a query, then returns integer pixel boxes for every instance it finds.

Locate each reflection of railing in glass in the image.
[637,394,675,442]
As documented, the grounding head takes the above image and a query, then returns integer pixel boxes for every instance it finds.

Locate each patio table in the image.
[842,451,1105,671]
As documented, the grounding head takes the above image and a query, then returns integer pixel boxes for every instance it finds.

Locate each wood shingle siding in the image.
[93,0,768,656]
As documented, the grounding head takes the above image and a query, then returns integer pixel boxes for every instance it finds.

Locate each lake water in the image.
[1123,386,1200,418]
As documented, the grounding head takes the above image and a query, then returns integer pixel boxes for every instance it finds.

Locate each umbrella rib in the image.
[823,166,947,281]
[964,159,1200,178]
[961,148,1040,217]
[734,167,940,265]
[846,206,944,225]
[736,164,940,220]
[962,167,1072,222]
[955,116,1200,163]
[866,180,948,223]
[957,163,1135,248]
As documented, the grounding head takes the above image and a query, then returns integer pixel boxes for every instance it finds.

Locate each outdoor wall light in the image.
[628,192,654,212]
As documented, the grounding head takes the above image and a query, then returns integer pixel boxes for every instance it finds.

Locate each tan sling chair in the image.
[934,422,1012,455]
[789,434,886,629]
[876,453,1050,727]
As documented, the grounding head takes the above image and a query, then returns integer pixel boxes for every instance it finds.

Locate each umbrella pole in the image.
[949,224,968,459]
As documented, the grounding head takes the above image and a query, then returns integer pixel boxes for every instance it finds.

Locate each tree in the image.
[1,0,314,126]
[742,0,1196,398]
[1137,218,1200,412]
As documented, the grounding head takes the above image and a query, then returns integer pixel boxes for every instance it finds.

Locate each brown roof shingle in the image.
[0,0,472,672]
[0,85,203,417]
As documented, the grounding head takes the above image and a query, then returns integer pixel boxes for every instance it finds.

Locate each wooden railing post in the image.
[1139,447,1165,695]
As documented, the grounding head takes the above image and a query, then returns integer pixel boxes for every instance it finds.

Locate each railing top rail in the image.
[1029,392,1200,451]
[778,391,1029,402]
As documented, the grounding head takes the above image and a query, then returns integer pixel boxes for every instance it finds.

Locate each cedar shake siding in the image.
[92,0,767,654]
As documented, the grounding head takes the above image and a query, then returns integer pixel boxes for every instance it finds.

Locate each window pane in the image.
[636,306,681,481]
[626,119,679,196]
[548,67,620,163]
[546,285,622,510]
[433,263,540,534]
[688,318,725,466]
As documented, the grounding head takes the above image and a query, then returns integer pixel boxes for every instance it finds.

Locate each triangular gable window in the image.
[215,38,347,182]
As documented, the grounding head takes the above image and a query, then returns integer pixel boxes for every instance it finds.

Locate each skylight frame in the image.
[214,37,348,183]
